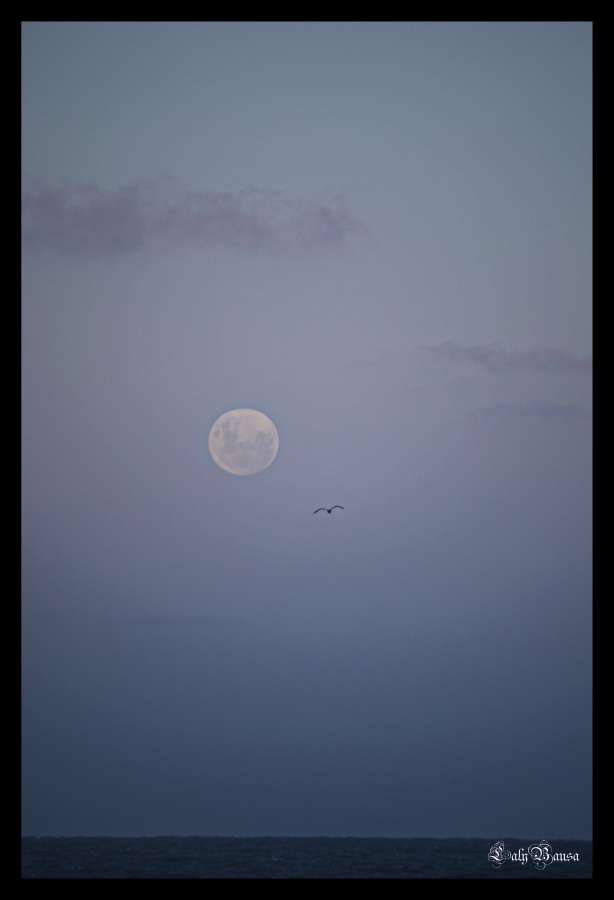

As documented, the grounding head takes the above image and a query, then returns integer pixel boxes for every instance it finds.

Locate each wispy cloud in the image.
[134,613,246,629]
[424,341,592,374]
[472,402,588,420]
[24,607,247,630]
[21,177,370,258]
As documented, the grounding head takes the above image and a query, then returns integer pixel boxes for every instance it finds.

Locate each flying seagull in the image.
[314,506,344,514]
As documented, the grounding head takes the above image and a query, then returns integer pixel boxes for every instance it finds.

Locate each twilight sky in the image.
[22,21,592,839]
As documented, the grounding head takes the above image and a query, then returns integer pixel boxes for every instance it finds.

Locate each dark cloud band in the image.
[425,341,591,374]
[22,177,370,257]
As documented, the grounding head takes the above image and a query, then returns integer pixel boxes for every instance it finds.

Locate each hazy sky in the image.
[22,21,592,839]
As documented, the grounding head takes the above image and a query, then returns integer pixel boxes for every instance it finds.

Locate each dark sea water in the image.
[22,836,592,879]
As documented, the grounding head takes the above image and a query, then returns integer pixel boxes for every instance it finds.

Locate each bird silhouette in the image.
[314,506,344,514]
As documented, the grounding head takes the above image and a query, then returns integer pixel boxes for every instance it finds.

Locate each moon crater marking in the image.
[208,409,279,476]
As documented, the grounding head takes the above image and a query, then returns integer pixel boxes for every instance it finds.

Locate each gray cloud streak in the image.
[425,341,592,374]
[472,401,588,420]
[22,177,370,258]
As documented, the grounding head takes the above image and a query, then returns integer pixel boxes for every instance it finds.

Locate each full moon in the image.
[208,409,279,476]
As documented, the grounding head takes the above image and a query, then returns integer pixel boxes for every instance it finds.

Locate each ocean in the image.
[21,836,592,879]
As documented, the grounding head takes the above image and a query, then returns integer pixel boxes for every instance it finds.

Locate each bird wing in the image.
[331,506,344,510]
[314,508,326,513]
